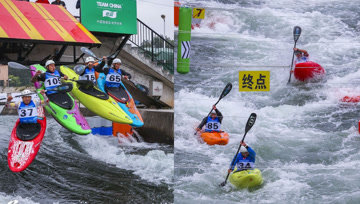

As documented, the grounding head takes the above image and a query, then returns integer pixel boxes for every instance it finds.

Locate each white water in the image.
[175,0,360,203]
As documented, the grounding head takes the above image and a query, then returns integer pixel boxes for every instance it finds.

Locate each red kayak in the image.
[341,96,360,103]
[294,61,325,81]
[8,107,46,172]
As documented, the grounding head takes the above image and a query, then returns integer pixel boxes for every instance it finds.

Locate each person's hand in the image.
[63,75,68,80]
[240,141,247,147]
[40,90,46,95]
[102,56,107,61]
[123,75,129,80]
[196,128,201,132]
[7,96,13,102]
[35,70,42,76]
[228,169,232,174]
[213,105,217,110]
[293,48,298,51]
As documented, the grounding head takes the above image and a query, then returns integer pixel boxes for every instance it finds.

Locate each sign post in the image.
[81,0,137,34]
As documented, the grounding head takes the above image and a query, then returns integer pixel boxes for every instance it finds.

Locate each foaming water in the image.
[0,116,173,203]
[175,0,360,203]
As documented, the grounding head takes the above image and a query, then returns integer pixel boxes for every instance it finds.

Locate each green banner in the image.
[81,0,137,34]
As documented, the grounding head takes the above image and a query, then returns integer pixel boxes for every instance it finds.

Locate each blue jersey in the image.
[229,146,256,172]
[295,56,309,64]
[44,70,62,94]
[18,100,38,123]
[79,67,96,83]
[105,68,122,88]
[205,116,221,132]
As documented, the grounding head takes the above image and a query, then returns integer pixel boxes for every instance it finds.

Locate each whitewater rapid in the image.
[175,0,360,203]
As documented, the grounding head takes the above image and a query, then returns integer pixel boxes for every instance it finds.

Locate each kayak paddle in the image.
[8,62,35,71]
[220,113,257,187]
[194,82,232,135]
[80,47,101,61]
[0,84,73,100]
[287,26,302,83]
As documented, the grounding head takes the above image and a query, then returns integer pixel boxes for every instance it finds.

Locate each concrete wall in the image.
[1,106,174,145]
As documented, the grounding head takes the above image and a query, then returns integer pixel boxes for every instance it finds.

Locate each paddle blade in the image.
[74,65,86,75]
[219,82,232,100]
[293,26,302,42]
[244,113,257,134]
[57,83,73,92]
[8,62,29,70]
[80,47,98,59]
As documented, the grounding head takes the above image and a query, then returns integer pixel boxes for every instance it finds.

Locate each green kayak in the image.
[30,64,91,135]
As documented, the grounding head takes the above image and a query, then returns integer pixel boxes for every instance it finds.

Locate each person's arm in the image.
[229,153,240,171]
[94,60,106,72]
[120,69,132,79]
[214,108,223,123]
[295,48,308,56]
[5,99,19,110]
[196,117,207,131]
[58,71,68,80]
[246,146,256,161]
[31,72,45,83]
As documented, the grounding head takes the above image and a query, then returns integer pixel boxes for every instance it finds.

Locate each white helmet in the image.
[85,57,95,63]
[112,58,122,64]
[45,60,55,67]
[21,89,32,95]
[240,147,248,153]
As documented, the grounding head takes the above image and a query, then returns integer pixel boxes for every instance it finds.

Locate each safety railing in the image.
[129,19,174,74]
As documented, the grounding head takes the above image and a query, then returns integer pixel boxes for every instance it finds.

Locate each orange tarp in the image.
[0,0,101,45]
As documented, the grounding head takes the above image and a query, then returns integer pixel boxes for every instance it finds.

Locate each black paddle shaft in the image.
[220,113,257,187]
[288,26,302,83]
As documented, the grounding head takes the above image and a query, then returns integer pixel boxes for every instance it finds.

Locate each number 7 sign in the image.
[193,8,205,19]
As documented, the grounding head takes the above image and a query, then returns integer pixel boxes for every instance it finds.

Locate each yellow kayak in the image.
[60,66,132,124]
[229,168,263,189]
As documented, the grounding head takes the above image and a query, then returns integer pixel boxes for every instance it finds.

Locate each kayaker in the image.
[76,56,107,84]
[228,142,256,174]
[97,58,132,89]
[196,105,223,133]
[6,89,48,128]
[294,48,309,64]
[31,60,68,95]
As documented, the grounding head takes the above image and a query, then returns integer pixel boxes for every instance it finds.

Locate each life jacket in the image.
[79,67,96,83]
[105,68,122,88]
[18,100,38,123]
[205,116,221,132]
[295,56,309,64]
[44,70,62,94]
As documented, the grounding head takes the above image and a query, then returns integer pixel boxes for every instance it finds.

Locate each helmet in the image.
[240,147,248,153]
[85,57,95,63]
[45,60,55,67]
[21,89,32,95]
[112,58,122,64]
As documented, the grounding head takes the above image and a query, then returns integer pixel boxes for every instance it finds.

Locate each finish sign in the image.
[239,71,270,92]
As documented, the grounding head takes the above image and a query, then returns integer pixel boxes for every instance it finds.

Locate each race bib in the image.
[44,77,61,88]
[206,122,220,131]
[236,162,254,170]
[18,107,38,118]
[106,74,121,83]
[83,74,96,83]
